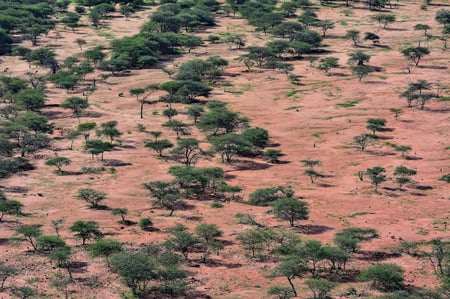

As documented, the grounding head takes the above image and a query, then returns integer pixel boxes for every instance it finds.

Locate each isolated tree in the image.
[359,263,404,291]
[314,20,335,37]
[401,46,430,66]
[88,238,123,266]
[390,108,402,120]
[366,118,387,136]
[51,218,65,237]
[394,165,416,189]
[366,166,386,191]
[304,169,326,183]
[171,138,202,166]
[348,51,371,66]
[275,254,308,296]
[371,14,396,28]
[77,122,97,141]
[145,139,173,157]
[395,145,412,158]
[76,188,106,209]
[352,65,373,82]
[236,228,272,258]
[436,9,450,25]
[264,149,284,163]
[15,225,42,252]
[0,200,23,222]
[75,38,86,50]
[163,108,178,120]
[305,279,338,299]
[45,157,71,174]
[0,262,18,290]
[317,57,339,74]
[334,227,379,253]
[414,24,431,36]
[69,220,101,245]
[61,97,89,122]
[163,120,190,139]
[439,174,450,183]
[84,139,113,160]
[364,32,380,45]
[273,198,309,227]
[37,235,66,252]
[354,133,372,151]
[301,159,321,169]
[112,208,128,224]
[186,105,204,123]
[345,29,360,46]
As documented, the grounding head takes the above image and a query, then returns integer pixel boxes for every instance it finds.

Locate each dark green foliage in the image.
[197,107,249,136]
[264,149,284,163]
[76,188,106,209]
[15,225,42,252]
[436,9,450,25]
[69,220,102,245]
[168,166,224,198]
[0,30,12,55]
[145,139,173,157]
[364,32,380,45]
[45,157,71,173]
[334,227,379,253]
[111,208,128,223]
[171,138,202,165]
[61,97,89,121]
[88,238,123,266]
[439,174,450,183]
[359,263,404,291]
[348,50,371,66]
[366,166,387,190]
[305,278,338,299]
[49,246,72,278]
[139,218,153,231]
[36,235,66,252]
[366,118,387,136]
[273,198,309,226]
[240,127,269,148]
[0,199,22,222]
[186,105,204,123]
[15,88,46,111]
[401,46,430,66]
[96,120,122,143]
[248,186,294,206]
[110,252,158,296]
[394,165,416,189]
[84,139,113,160]
[0,262,18,290]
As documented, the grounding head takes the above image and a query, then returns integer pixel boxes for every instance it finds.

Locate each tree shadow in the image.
[316,182,334,188]
[322,269,361,283]
[405,155,422,160]
[201,260,242,268]
[295,224,333,235]
[417,65,447,70]
[1,186,29,193]
[232,160,272,171]
[414,185,433,191]
[70,261,89,274]
[0,238,9,245]
[356,250,401,261]
[102,159,132,167]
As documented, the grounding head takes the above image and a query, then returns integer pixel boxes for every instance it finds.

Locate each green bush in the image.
[139,218,153,231]
[359,263,404,291]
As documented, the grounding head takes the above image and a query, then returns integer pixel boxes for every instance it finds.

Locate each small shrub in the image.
[210,201,224,208]
[139,218,153,231]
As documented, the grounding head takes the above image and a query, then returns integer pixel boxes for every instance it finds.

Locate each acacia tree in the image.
[76,188,106,209]
[111,208,128,224]
[317,57,339,75]
[15,225,42,252]
[69,220,101,245]
[401,46,430,66]
[0,200,23,222]
[145,139,173,157]
[273,198,309,227]
[171,138,202,166]
[0,262,18,290]
[275,254,308,296]
[88,238,123,266]
[394,165,416,189]
[60,97,89,123]
[130,84,159,119]
[345,29,360,46]
[45,157,71,174]
[366,167,386,191]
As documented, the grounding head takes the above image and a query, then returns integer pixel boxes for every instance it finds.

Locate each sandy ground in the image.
[0,1,449,298]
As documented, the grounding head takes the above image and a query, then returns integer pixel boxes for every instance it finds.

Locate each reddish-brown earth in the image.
[0,1,449,298]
